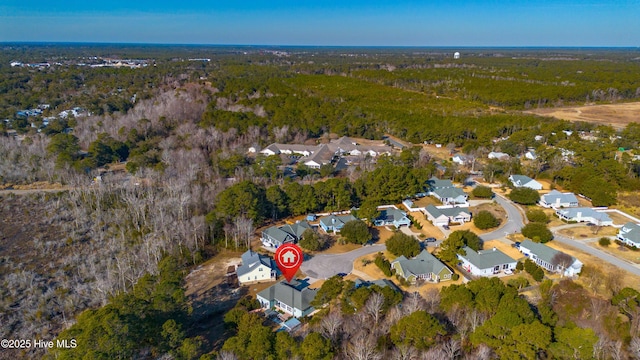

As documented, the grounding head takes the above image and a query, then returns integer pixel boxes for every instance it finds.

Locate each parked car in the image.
[504,269,514,275]
[442,225,450,230]
[425,237,437,243]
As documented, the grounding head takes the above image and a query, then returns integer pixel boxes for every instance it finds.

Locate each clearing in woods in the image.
[526,102,640,129]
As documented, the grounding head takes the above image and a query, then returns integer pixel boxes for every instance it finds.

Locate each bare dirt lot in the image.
[526,102,640,129]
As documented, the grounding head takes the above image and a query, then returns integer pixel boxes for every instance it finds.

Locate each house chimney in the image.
[555,198,560,207]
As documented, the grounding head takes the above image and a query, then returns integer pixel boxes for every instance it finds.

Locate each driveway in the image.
[480,194,525,241]
[301,244,386,282]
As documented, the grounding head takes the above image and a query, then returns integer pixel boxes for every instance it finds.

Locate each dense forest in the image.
[1,44,640,359]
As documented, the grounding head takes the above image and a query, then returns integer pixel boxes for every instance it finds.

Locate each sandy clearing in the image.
[526,102,640,129]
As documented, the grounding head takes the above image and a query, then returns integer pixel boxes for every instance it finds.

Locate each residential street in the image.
[301,244,386,282]
[480,194,525,241]
[553,234,640,277]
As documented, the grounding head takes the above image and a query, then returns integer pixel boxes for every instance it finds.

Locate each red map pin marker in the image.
[275,243,303,283]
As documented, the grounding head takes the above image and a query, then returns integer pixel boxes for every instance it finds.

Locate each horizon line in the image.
[2,41,640,50]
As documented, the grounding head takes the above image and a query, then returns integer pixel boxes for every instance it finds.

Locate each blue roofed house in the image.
[374,207,411,228]
[539,190,579,209]
[237,250,279,284]
[391,250,453,283]
[617,222,640,248]
[509,175,543,190]
[518,240,583,277]
[257,280,318,318]
[555,208,613,226]
[458,246,517,277]
[319,214,358,232]
[261,221,311,247]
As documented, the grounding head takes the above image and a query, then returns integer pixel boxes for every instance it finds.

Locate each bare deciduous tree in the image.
[344,332,383,360]
[319,310,343,345]
[365,292,385,325]
[440,338,461,360]
[551,252,574,277]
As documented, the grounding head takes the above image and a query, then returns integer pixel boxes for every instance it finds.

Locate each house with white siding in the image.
[424,205,471,226]
[237,250,279,284]
[509,175,543,190]
[617,222,640,248]
[539,190,579,209]
[555,208,613,226]
[458,246,517,277]
[519,240,582,276]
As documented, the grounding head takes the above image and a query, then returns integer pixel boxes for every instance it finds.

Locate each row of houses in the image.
[392,239,583,281]
[458,241,583,277]
[261,207,412,248]
[258,136,393,169]
[509,175,614,226]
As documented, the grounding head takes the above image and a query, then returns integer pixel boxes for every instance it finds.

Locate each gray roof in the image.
[459,246,516,270]
[520,239,572,265]
[237,250,277,277]
[541,190,578,205]
[377,208,408,222]
[302,143,334,165]
[510,175,535,186]
[258,281,318,312]
[433,187,467,200]
[425,205,470,219]
[263,221,311,244]
[354,278,401,292]
[426,177,454,190]
[262,143,281,154]
[263,226,295,244]
[619,222,640,245]
[556,208,612,223]
[392,250,451,278]
[319,214,358,228]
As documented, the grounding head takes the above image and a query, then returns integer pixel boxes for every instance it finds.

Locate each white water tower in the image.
[453,52,461,60]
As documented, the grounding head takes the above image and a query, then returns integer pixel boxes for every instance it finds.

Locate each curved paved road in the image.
[301,244,386,281]
[480,194,526,241]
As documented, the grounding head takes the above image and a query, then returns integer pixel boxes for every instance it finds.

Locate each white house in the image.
[519,240,583,277]
[488,152,510,160]
[457,246,517,277]
[452,154,468,165]
[237,250,279,284]
[302,144,333,169]
[424,205,471,226]
[524,150,537,160]
[260,144,281,156]
[539,190,579,209]
[617,222,640,248]
[509,175,543,190]
[555,208,613,226]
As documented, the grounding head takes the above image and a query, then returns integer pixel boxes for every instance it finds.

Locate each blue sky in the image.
[1,1,639,46]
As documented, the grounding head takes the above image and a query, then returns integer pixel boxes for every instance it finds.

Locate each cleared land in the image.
[557,226,618,239]
[590,242,640,265]
[526,102,640,129]
[546,241,640,291]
